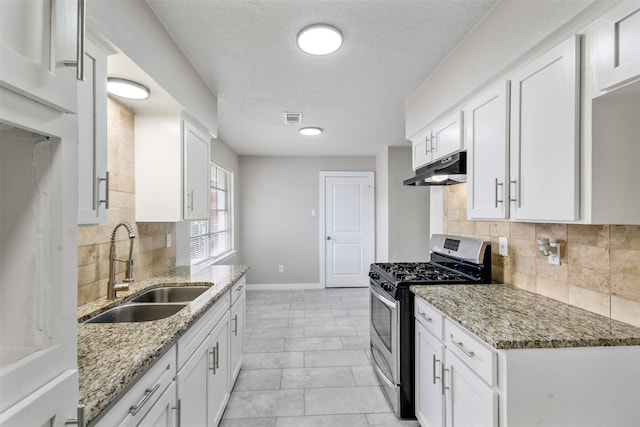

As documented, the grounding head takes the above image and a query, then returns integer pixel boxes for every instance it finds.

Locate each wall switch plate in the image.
[498,237,508,257]
[548,243,561,265]
[278,264,284,273]
[311,209,317,217]
[166,233,172,248]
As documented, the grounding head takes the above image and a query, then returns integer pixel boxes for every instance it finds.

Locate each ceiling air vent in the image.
[284,112,303,125]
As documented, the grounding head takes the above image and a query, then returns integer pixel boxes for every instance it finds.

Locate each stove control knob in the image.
[370,273,380,281]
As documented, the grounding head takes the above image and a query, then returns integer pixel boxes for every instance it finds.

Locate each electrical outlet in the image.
[498,237,508,257]
[278,264,284,273]
[166,233,172,248]
[548,243,561,265]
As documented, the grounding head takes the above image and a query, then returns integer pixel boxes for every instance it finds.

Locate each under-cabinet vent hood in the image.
[403,151,467,186]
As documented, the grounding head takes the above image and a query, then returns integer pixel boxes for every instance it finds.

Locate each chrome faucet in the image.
[108,221,136,300]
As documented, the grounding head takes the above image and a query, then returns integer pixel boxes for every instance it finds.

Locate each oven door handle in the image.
[370,283,396,310]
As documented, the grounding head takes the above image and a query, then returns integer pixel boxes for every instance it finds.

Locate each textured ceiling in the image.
[146,0,498,156]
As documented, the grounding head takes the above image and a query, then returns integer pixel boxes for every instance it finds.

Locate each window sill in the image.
[191,250,238,271]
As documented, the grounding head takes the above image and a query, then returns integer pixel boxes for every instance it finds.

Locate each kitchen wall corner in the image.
[443,184,640,327]
[77,97,176,305]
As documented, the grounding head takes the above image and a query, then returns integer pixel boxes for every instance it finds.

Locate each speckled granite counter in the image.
[411,284,640,350]
[77,264,249,425]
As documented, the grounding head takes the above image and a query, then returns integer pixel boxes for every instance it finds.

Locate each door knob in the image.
[326,236,331,240]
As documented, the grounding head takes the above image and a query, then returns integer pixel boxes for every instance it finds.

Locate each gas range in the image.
[368,234,491,419]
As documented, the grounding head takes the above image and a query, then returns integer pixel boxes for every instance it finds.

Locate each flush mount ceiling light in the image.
[299,127,323,136]
[107,77,150,100]
[297,24,343,55]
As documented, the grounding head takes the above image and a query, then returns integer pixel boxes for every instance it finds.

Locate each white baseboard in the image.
[246,283,324,290]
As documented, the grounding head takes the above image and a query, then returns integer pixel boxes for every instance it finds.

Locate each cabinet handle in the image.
[236,284,245,293]
[495,179,504,207]
[417,310,432,322]
[451,336,475,359]
[432,354,441,386]
[63,0,86,81]
[509,179,518,204]
[172,399,181,427]
[64,405,86,427]
[232,314,238,336]
[209,348,216,373]
[129,382,161,416]
[97,171,110,209]
[442,367,451,394]
[425,135,430,154]
[187,190,194,211]
[215,342,220,369]
[431,132,437,153]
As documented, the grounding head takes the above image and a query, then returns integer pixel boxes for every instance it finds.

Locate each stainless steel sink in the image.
[85,303,186,324]
[129,286,209,303]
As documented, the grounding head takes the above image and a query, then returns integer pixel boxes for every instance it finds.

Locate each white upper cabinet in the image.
[509,35,580,222]
[598,1,640,91]
[0,0,80,113]
[431,111,464,162]
[410,111,463,171]
[135,114,211,222]
[411,128,432,170]
[465,81,510,220]
[77,39,108,225]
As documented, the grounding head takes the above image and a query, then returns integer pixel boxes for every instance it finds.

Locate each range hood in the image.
[403,151,467,186]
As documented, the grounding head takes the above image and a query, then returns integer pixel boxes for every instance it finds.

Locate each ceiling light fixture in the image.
[299,127,323,136]
[107,77,150,100]
[297,24,343,55]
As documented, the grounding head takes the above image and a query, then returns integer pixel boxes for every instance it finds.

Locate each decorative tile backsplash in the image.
[444,184,640,327]
[77,98,176,305]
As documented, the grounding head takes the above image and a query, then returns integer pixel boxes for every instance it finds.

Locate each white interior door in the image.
[321,172,374,288]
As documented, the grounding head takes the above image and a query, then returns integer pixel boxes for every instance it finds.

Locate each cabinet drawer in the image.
[414,297,443,340]
[95,346,176,427]
[231,275,246,305]
[177,291,230,368]
[445,319,496,386]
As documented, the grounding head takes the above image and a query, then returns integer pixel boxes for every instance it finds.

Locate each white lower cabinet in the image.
[176,290,231,427]
[415,299,497,427]
[137,382,177,427]
[229,276,246,386]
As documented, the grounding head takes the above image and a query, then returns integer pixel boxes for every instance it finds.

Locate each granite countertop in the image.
[77,264,249,425]
[411,284,640,350]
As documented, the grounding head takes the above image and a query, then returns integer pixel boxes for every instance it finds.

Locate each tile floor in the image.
[219,287,419,427]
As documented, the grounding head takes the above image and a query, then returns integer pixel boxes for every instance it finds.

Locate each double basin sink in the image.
[85,286,209,324]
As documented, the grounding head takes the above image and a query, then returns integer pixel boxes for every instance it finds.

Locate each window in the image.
[190,163,233,265]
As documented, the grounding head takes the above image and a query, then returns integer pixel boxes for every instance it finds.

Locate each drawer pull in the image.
[417,310,432,322]
[236,284,244,293]
[432,354,441,386]
[129,382,161,416]
[451,337,475,359]
[232,314,238,336]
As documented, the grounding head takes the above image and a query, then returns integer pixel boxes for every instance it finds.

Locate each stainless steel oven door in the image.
[369,280,400,415]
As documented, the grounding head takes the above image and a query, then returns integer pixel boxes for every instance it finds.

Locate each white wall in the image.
[387,147,430,261]
[87,0,218,134]
[239,156,375,285]
[375,149,389,261]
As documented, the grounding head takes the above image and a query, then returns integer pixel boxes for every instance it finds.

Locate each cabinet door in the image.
[177,339,209,427]
[207,315,230,427]
[598,2,640,91]
[78,39,108,225]
[0,0,78,113]
[415,321,444,427]
[466,81,510,220]
[230,289,246,386]
[412,132,432,170]
[137,382,176,427]
[183,119,211,220]
[445,350,498,427]
[431,111,463,162]
[509,35,579,221]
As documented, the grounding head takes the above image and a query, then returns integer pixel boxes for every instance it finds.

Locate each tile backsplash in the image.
[77,97,176,305]
[444,184,640,327]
